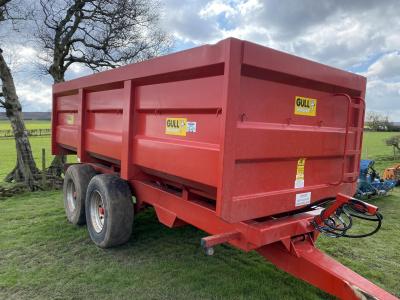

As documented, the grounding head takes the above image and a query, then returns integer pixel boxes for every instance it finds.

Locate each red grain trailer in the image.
[52,38,397,300]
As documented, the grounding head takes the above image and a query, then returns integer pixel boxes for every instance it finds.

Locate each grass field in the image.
[0,120,51,130]
[0,120,53,180]
[0,121,399,299]
[0,121,76,180]
[361,131,400,172]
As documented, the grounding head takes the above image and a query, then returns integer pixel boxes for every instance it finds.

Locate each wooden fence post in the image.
[42,148,46,186]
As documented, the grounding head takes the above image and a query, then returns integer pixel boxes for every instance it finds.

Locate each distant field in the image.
[0,136,53,180]
[0,120,75,180]
[0,120,51,130]
[361,131,399,172]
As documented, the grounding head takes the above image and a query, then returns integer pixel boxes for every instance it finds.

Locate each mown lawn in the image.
[0,120,53,180]
[0,121,76,180]
[361,131,399,172]
[0,120,51,130]
[0,123,399,299]
[0,191,328,300]
[0,136,53,180]
[0,189,398,300]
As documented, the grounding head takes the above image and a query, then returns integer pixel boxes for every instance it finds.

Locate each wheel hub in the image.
[66,180,77,211]
[90,190,105,233]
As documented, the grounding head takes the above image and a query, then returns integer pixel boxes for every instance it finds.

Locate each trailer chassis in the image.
[131,179,397,300]
[81,162,398,300]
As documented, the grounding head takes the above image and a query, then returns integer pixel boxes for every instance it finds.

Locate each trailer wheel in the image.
[63,164,97,225]
[85,174,134,248]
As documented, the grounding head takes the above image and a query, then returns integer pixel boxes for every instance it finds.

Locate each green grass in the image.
[0,123,399,299]
[0,121,75,180]
[0,192,330,300]
[0,137,54,180]
[0,120,54,180]
[0,189,399,299]
[0,120,51,130]
[361,131,400,172]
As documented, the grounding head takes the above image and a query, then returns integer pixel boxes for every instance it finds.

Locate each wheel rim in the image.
[66,180,77,212]
[90,190,105,233]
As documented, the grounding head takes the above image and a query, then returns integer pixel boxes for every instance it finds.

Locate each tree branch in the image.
[0,0,11,8]
[36,0,172,83]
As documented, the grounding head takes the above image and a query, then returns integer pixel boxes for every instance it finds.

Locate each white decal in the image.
[295,192,311,207]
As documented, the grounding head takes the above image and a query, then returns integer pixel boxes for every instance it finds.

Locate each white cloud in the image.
[366,79,400,121]
[13,46,37,64]
[0,42,94,112]
[199,0,236,18]
[160,0,219,44]
[220,25,272,46]
[1,44,38,72]
[237,0,262,15]
[161,0,400,120]
[367,52,400,81]
[16,79,52,110]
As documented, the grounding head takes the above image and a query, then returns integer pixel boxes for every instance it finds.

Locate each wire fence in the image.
[0,128,51,138]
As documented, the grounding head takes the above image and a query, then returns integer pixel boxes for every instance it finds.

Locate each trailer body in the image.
[53,38,365,222]
[53,38,398,300]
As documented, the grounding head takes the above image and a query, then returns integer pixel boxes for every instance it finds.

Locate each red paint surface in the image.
[52,38,366,222]
[52,38,397,299]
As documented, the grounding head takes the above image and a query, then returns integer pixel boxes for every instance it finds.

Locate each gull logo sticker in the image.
[294,96,317,116]
[165,118,187,136]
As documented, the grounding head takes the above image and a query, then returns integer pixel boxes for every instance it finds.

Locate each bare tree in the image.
[35,0,171,175]
[0,0,11,21]
[0,0,39,189]
[366,111,390,131]
[386,135,400,159]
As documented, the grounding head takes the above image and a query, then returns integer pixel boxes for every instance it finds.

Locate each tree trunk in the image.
[47,67,66,177]
[0,48,39,190]
[47,152,66,177]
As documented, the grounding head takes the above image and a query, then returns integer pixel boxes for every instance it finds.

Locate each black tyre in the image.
[63,164,97,225]
[85,174,134,248]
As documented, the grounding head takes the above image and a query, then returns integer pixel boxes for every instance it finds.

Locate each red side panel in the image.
[217,41,366,222]
[133,76,223,187]
[85,88,124,161]
[52,38,366,223]
[55,93,79,150]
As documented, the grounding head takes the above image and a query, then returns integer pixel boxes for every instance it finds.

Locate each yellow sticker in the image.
[66,114,74,125]
[295,158,306,189]
[165,118,187,136]
[294,96,317,116]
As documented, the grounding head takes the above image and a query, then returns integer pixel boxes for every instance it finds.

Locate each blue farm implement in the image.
[355,160,396,199]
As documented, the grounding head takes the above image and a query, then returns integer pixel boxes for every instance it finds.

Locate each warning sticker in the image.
[294,96,317,116]
[295,192,311,207]
[166,118,187,136]
[295,158,306,188]
[187,121,197,133]
[66,114,74,125]
[294,180,304,189]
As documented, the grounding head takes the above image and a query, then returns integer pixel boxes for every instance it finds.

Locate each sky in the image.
[1,0,400,120]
